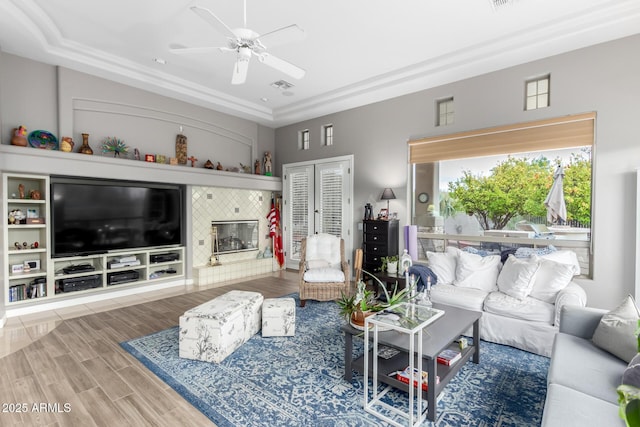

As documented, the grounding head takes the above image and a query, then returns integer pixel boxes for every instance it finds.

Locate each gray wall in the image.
[1,53,276,173]
[275,34,640,310]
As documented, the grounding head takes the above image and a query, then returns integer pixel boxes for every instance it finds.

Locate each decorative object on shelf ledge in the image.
[102,137,129,157]
[79,133,94,155]
[188,155,197,167]
[11,126,28,147]
[254,159,261,175]
[60,136,74,152]
[176,133,188,165]
[170,157,178,165]
[204,159,214,169]
[145,154,155,162]
[28,130,58,150]
[216,162,223,170]
[240,163,251,173]
[264,151,272,176]
[156,154,166,164]
[134,148,141,160]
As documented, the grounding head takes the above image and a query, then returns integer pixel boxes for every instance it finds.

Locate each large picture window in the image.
[408,112,595,277]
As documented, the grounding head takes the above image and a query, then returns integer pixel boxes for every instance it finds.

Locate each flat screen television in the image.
[50,176,184,258]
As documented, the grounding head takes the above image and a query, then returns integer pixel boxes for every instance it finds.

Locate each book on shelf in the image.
[394,366,440,391]
[437,349,462,366]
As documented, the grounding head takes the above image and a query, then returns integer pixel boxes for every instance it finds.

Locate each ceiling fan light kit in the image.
[170,2,306,85]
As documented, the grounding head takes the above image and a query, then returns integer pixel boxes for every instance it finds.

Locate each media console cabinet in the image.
[2,172,185,312]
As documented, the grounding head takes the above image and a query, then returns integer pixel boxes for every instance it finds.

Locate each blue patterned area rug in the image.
[120,295,549,426]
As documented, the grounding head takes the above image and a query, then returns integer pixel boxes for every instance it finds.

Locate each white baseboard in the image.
[5,278,190,319]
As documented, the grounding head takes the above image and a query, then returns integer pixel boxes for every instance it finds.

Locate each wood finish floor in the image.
[0,271,299,426]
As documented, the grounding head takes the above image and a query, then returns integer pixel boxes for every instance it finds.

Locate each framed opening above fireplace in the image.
[211,220,259,254]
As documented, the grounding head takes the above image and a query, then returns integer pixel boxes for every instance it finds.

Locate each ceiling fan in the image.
[170,1,306,85]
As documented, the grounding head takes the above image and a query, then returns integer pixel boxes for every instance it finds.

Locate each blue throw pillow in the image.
[462,246,500,257]
[514,245,557,258]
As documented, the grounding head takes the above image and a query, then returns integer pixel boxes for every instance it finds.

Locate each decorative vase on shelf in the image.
[11,126,28,147]
[79,133,93,155]
[387,261,398,275]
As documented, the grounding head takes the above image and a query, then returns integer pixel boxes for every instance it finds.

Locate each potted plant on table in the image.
[380,255,399,274]
[337,270,413,327]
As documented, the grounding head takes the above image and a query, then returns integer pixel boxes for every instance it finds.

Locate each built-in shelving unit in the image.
[2,172,185,310]
[2,173,51,303]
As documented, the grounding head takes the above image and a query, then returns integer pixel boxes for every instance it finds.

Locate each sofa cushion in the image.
[529,255,575,304]
[303,267,345,283]
[496,255,539,300]
[541,383,622,427]
[426,247,457,285]
[483,291,554,324]
[453,249,501,292]
[429,283,487,312]
[592,295,640,363]
[548,332,627,404]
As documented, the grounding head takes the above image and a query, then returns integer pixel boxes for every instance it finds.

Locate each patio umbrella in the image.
[544,165,567,224]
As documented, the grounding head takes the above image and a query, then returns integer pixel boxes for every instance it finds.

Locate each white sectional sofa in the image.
[423,246,587,357]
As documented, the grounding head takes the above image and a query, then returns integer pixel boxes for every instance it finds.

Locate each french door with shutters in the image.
[282,155,353,270]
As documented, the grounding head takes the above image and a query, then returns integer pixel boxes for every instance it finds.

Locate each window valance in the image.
[408,112,595,164]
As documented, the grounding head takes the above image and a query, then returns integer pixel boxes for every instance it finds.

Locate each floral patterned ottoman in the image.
[179,290,264,363]
[262,297,296,337]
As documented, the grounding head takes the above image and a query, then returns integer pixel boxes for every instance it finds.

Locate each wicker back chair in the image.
[298,234,350,307]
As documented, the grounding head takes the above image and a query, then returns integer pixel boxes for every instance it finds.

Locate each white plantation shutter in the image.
[317,165,344,237]
[283,156,353,270]
[287,167,313,261]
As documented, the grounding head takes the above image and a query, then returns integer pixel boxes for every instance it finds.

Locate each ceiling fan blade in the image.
[190,5,236,39]
[257,24,305,49]
[169,43,226,55]
[259,53,305,80]
[232,58,250,85]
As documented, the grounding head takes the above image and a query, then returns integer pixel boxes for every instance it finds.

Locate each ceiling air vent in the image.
[270,80,295,90]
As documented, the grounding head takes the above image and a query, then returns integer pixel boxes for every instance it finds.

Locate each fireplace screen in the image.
[211,220,259,254]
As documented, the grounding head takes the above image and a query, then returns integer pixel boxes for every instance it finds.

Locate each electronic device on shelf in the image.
[62,264,96,274]
[150,252,179,263]
[50,176,184,258]
[107,270,140,285]
[57,274,101,292]
[108,259,141,269]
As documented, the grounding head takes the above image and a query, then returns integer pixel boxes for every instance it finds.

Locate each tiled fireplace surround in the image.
[191,186,275,286]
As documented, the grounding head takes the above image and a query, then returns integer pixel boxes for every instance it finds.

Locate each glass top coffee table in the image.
[342,302,481,425]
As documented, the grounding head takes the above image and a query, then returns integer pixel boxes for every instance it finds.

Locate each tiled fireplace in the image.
[192,186,275,286]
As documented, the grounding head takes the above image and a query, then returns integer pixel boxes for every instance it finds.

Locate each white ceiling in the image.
[0,0,639,128]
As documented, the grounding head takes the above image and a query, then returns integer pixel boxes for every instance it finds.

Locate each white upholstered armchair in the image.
[298,233,350,307]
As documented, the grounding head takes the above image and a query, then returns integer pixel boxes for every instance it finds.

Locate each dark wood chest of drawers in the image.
[362,219,399,272]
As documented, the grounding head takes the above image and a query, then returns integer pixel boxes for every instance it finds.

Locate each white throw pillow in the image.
[454,250,501,292]
[306,259,330,270]
[592,295,640,363]
[528,255,575,303]
[496,255,539,300]
[538,250,581,275]
[426,247,457,285]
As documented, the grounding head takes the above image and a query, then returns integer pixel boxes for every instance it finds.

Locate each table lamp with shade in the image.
[380,187,396,219]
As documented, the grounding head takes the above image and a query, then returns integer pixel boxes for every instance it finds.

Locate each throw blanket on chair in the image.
[408,264,438,291]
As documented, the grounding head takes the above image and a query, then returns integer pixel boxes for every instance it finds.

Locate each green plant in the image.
[380,255,399,272]
[336,269,415,321]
